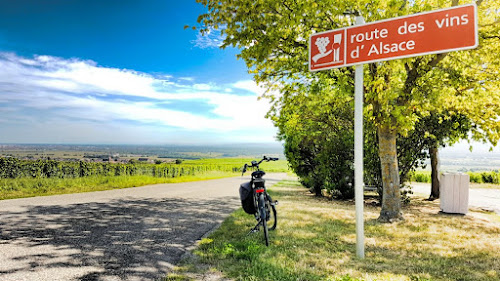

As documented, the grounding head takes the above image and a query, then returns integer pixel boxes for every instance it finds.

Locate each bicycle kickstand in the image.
[247,221,261,235]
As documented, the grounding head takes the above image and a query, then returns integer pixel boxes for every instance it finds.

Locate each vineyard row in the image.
[0,157,240,179]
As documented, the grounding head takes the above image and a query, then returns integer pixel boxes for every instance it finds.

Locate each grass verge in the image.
[0,171,237,200]
[168,180,500,281]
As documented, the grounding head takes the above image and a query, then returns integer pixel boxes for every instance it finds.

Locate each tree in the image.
[275,78,356,198]
[196,0,500,222]
[410,113,471,200]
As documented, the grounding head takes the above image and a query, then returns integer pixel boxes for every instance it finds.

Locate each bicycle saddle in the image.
[252,170,266,178]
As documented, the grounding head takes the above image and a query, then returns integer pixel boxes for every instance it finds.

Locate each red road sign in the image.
[309,4,478,71]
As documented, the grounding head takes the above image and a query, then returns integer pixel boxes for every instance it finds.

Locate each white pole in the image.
[354,15,365,259]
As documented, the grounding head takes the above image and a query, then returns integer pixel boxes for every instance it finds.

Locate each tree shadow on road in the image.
[0,196,239,280]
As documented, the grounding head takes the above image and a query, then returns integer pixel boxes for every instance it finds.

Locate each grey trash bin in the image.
[440,173,469,215]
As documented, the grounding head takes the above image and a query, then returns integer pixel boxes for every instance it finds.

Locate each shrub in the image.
[468,172,483,183]
[413,172,431,183]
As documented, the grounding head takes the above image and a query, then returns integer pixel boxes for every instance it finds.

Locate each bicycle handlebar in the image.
[241,156,279,176]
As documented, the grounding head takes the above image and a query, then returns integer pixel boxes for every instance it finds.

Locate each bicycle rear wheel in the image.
[258,194,269,246]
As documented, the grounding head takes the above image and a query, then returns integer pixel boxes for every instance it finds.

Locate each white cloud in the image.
[0,52,276,144]
[192,83,213,91]
[192,28,226,49]
[232,80,269,96]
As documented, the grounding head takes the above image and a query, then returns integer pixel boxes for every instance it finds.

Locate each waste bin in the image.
[440,173,469,215]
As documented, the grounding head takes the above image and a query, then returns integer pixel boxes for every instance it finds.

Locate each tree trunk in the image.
[377,125,403,222]
[429,142,440,200]
[314,184,322,196]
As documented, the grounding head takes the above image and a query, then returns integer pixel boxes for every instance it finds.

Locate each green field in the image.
[183,158,289,173]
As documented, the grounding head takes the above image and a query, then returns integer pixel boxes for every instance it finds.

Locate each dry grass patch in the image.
[171,180,500,281]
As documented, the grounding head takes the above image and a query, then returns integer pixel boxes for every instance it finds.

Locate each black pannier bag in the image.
[239,181,256,214]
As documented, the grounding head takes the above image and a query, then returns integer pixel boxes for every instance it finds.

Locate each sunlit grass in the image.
[171,180,500,281]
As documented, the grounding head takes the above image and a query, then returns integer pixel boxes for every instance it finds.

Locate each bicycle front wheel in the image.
[267,203,277,231]
[266,193,277,230]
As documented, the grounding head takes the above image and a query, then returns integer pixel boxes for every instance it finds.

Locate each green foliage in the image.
[470,171,499,184]
[409,171,432,183]
[277,79,356,198]
[196,0,500,219]
[410,171,500,185]
[468,172,483,184]
[197,0,499,139]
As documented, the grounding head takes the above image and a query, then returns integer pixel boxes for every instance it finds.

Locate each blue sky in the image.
[0,0,277,144]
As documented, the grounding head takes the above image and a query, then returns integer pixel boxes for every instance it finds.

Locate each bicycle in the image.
[239,156,279,246]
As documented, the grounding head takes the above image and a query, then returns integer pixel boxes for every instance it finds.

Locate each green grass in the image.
[169,180,500,281]
[0,171,237,200]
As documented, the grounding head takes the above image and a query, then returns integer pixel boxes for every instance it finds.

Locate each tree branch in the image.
[483,35,500,40]
[428,53,448,68]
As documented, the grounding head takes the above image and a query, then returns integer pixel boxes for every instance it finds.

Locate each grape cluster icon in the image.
[315,37,330,54]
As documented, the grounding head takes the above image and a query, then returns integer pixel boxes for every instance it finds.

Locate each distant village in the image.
[80,154,161,164]
[1,152,175,164]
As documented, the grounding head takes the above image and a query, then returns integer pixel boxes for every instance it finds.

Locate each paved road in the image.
[409,182,500,214]
[0,173,290,281]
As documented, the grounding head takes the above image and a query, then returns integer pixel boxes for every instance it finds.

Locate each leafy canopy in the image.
[197,0,500,145]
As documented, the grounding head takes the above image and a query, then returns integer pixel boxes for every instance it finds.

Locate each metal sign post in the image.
[354,15,365,260]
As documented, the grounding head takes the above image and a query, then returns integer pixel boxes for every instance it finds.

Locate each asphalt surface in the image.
[409,182,500,214]
[0,173,290,281]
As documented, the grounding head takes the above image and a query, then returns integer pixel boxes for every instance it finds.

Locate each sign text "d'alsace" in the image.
[309,4,478,71]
